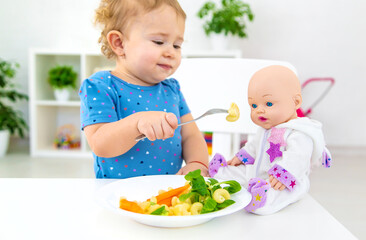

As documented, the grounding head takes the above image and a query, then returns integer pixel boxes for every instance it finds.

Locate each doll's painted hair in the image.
[94,0,186,59]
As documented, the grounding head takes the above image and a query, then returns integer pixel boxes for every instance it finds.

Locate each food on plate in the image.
[119,169,241,216]
[154,184,190,206]
[226,102,240,122]
[119,198,144,214]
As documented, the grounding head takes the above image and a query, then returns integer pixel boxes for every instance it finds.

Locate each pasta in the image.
[131,185,197,216]
[118,169,241,216]
[120,187,231,216]
[212,189,231,203]
[226,102,240,122]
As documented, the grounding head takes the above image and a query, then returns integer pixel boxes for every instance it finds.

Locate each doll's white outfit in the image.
[208,117,331,215]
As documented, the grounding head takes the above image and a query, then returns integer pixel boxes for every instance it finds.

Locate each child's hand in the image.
[177,162,209,177]
[269,175,286,191]
[137,112,178,141]
[227,156,243,166]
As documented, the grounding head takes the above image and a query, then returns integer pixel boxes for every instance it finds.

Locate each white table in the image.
[0,178,357,240]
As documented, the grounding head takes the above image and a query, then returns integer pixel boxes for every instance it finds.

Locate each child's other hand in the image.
[137,112,178,141]
[227,156,242,166]
[177,162,209,177]
[269,175,286,191]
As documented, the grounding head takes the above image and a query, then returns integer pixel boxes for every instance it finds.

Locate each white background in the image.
[0,0,365,147]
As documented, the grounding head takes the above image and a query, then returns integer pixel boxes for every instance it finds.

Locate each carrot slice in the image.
[155,184,190,204]
[119,199,143,213]
[157,197,173,207]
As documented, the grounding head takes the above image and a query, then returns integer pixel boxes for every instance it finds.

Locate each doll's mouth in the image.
[259,116,267,122]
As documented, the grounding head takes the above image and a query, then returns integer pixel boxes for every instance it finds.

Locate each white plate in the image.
[95,175,251,228]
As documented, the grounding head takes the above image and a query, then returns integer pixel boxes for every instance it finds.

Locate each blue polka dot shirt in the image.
[79,71,190,178]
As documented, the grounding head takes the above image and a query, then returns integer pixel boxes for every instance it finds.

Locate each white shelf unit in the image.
[29,49,242,158]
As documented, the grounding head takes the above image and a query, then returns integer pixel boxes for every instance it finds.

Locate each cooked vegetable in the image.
[150,206,169,216]
[118,169,241,216]
[119,198,144,213]
[151,184,190,207]
[179,169,241,214]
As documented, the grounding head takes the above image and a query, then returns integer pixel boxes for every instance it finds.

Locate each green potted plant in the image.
[48,65,78,101]
[197,0,254,50]
[0,59,28,157]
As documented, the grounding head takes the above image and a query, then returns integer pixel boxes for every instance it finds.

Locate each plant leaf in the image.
[221,180,242,194]
[197,0,254,38]
[185,169,210,196]
[217,199,235,209]
[0,58,28,137]
[150,206,168,215]
[201,197,217,214]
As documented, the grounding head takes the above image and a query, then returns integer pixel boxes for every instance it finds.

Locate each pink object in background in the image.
[297,77,335,117]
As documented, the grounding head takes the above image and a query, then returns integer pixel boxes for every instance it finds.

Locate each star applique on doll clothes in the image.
[266,142,282,163]
[266,127,286,162]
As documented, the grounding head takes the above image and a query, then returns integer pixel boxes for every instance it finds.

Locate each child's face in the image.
[120,5,185,86]
[248,67,300,130]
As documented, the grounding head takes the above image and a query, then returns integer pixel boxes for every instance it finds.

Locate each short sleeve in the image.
[79,77,119,130]
[167,78,190,117]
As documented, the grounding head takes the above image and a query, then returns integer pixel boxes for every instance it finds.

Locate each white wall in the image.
[1,0,365,147]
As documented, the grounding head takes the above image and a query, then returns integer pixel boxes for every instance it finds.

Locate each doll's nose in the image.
[256,105,265,113]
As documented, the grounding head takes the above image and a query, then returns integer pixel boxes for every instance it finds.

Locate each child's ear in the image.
[107,30,125,57]
[293,94,302,110]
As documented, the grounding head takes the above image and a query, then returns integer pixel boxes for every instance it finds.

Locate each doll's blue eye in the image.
[252,104,257,108]
[266,102,273,107]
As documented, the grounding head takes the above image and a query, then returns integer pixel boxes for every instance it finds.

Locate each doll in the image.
[208,65,331,215]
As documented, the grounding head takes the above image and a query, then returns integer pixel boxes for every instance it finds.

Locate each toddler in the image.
[79,0,209,178]
[209,65,332,215]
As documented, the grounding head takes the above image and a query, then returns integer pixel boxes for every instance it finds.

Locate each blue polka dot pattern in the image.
[79,71,190,179]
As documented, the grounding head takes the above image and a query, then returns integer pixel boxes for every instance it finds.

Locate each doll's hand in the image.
[176,162,209,177]
[269,175,286,191]
[227,156,243,166]
[137,112,178,141]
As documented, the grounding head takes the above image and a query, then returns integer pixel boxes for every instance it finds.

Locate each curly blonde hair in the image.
[94,0,186,59]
